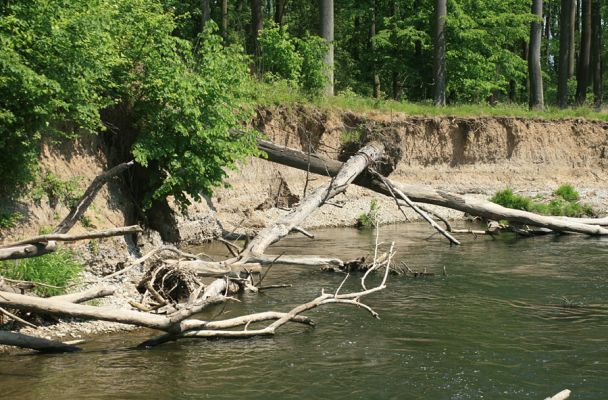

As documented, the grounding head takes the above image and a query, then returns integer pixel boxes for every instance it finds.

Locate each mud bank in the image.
[1,105,607,345]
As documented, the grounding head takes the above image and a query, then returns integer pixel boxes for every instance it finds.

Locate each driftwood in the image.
[256,139,608,236]
[53,161,134,234]
[51,286,116,303]
[545,389,571,400]
[0,331,80,353]
[139,241,395,347]
[0,241,57,261]
[0,226,142,249]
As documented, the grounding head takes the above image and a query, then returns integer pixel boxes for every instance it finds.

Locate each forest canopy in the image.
[0,0,606,209]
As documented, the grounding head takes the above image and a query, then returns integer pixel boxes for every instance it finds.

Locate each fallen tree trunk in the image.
[240,141,385,259]
[256,139,608,236]
[0,331,80,353]
[0,242,57,261]
[53,161,134,234]
[0,226,142,249]
[51,286,116,303]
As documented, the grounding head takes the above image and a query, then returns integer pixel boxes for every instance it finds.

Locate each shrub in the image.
[357,199,380,228]
[554,184,579,202]
[258,22,327,98]
[258,23,302,85]
[0,249,83,296]
[490,186,594,218]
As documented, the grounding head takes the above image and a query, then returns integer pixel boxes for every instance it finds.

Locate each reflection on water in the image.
[1,223,608,399]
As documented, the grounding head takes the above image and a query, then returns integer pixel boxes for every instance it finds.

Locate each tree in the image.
[433,0,447,106]
[558,0,573,108]
[320,0,334,96]
[529,0,545,110]
[221,0,228,42]
[202,0,211,31]
[370,0,381,98]
[575,0,591,105]
[275,0,285,26]
[590,0,602,109]
[250,0,264,57]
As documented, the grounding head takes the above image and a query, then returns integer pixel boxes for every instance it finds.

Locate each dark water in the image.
[1,224,608,399]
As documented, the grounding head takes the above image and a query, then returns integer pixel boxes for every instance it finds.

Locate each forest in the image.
[1,0,607,207]
[1,2,607,399]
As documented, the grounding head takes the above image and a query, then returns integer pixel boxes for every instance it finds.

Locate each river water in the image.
[1,223,608,399]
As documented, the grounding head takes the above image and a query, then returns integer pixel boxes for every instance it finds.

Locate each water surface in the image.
[1,224,607,399]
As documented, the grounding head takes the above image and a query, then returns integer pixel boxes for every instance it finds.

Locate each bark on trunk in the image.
[558,0,574,108]
[433,0,447,106]
[575,0,592,105]
[590,0,602,110]
[221,0,229,42]
[250,0,263,57]
[320,0,334,96]
[274,0,285,26]
[371,0,381,99]
[529,0,545,110]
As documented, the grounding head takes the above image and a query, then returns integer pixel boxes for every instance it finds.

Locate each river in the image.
[1,223,607,399]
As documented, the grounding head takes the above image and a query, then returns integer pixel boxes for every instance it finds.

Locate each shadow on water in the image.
[1,223,607,399]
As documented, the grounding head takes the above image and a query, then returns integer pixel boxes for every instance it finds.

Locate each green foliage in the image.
[1,1,259,211]
[446,0,532,102]
[30,171,81,208]
[258,23,302,84]
[0,211,22,229]
[340,129,362,144]
[258,22,327,98]
[554,184,579,202]
[490,187,594,218]
[0,249,83,296]
[357,199,380,228]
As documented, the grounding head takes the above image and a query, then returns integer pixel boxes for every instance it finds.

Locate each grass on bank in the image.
[253,81,608,121]
[490,184,595,218]
[0,249,83,296]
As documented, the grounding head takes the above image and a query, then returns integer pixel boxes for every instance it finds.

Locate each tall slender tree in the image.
[275,0,285,26]
[558,0,573,108]
[433,0,447,106]
[250,0,264,57]
[202,0,211,31]
[568,0,576,76]
[590,0,603,109]
[575,0,591,105]
[371,0,380,98]
[221,0,228,42]
[320,0,334,96]
[529,0,545,110]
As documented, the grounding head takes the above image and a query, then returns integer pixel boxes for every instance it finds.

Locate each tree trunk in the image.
[568,0,576,76]
[558,0,573,108]
[255,138,608,236]
[320,0,334,96]
[274,0,285,26]
[0,242,57,261]
[575,0,592,105]
[371,0,381,98]
[433,0,447,106]
[250,0,263,57]
[202,0,211,31]
[590,0,602,110]
[221,0,229,42]
[529,0,545,110]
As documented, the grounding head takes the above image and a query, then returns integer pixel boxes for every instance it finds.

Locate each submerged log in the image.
[256,139,608,236]
[0,331,80,353]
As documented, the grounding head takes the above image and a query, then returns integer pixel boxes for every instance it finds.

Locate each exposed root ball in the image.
[137,261,201,304]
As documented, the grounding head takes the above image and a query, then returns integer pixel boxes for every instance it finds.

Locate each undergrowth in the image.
[490,184,594,217]
[0,249,83,296]
[253,81,608,122]
[357,199,380,228]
